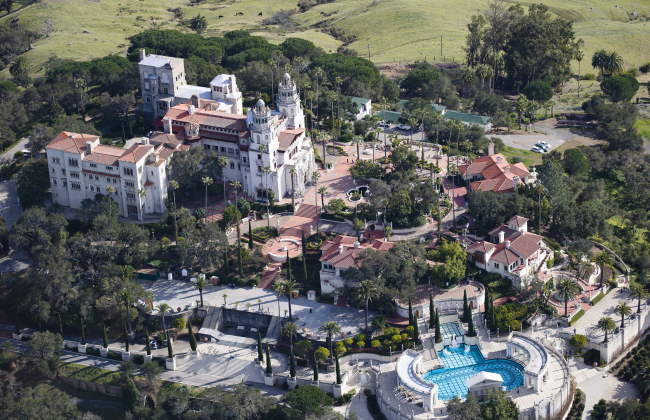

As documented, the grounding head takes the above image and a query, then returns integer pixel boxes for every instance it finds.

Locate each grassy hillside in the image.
[2,0,649,72]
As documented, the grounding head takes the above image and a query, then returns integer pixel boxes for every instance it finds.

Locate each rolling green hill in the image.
[2,0,649,73]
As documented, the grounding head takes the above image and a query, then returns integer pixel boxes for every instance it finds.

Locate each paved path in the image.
[1,137,28,160]
[348,391,374,420]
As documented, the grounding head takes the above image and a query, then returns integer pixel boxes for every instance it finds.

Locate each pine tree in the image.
[265,343,272,375]
[434,309,442,343]
[188,320,197,352]
[462,289,469,322]
[257,330,264,362]
[429,295,435,329]
[335,353,342,385]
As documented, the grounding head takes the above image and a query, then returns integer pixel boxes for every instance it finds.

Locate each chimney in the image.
[139,48,146,61]
[338,245,344,255]
[141,137,150,145]
[498,231,505,243]
[505,240,511,248]
[188,105,195,115]
[353,241,361,248]
[163,117,173,134]
[191,94,200,108]
[85,139,99,154]
[487,140,494,156]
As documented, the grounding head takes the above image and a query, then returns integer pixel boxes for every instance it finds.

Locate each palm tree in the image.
[407,117,418,144]
[230,180,242,204]
[352,135,363,161]
[596,316,616,343]
[614,301,632,329]
[169,180,179,241]
[630,282,647,313]
[313,67,325,120]
[289,168,296,209]
[201,176,213,216]
[317,186,328,210]
[593,252,613,288]
[604,51,624,76]
[357,279,379,332]
[195,277,207,307]
[274,278,299,320]
[592,50,609,78]
[157,303,170,338]
[556,277,581,317]
[319,321,341,361]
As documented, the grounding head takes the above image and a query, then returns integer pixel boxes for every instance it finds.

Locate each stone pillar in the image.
[423,384,437,412]
[166,356,176,371]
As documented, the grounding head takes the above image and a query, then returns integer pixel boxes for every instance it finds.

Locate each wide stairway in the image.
[258,262,282,289]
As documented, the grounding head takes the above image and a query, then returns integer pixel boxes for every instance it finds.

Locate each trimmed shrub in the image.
[107,350,122,361]
[567,388,585,420]
[132,354,145,365]
[172,317,186,330]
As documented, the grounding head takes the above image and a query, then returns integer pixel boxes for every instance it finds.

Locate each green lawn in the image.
[500,145,542,168]
[59,363,122,385]
[636,118,650,140]
[2,0,648,73]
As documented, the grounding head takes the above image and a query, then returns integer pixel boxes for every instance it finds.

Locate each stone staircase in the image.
[258,262,282,289]
[294,203,319,219]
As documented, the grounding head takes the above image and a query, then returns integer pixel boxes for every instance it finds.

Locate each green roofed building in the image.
[443,110,492,130]
[376,110,402,124]
[349,97,372,120]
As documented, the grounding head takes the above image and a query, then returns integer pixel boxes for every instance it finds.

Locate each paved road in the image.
[1,137,29,161]
[0,180,22,228]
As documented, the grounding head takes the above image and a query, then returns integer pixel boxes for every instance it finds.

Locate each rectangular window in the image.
[68,158,79,167]
[106,166,113,171]
[229,162,234,169]
[70,172,79,179]
[71,182,81,191]
[125,181,135,188]
[123,168,134,176]
[52,179,57,186]
[89,163,97,168]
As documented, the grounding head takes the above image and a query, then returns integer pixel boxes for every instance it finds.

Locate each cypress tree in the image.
[80,317,86,345]
[335,353,341,384]
[467,312,476,337]
[462,289,469,322]
[429,295,435,329]
[286,249,292,281]
[145,327,151,356]
[312,351,319,382]
[188,320,197,352]
[123,322,129,352]
[257,330,264,362]
[102,322,109,349]
[167,332,174,359]
[248,217,254,249]
[434,309,442,343]
[289,344,296,378]
[408,298,414,326]
[265,343,272,375]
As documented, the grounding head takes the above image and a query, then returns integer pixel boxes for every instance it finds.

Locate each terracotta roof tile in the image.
[278,128,304,152]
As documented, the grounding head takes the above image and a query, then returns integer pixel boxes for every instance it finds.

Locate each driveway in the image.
[0,180,22,228]
[1,137,29,161]
[496,118,599,152]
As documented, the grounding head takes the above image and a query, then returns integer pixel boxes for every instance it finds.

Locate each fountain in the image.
[442,348,451,356]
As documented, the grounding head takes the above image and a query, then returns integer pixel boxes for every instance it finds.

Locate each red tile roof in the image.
[460,154,530,194]
[165,103,248,132]
[278,128,305,152]
[319,235,394,269]
[118,144,153,163]
[47,131,100,154]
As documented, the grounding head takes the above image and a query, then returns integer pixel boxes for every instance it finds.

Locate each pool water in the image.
[422,344,524,400]
[440,322,463,340]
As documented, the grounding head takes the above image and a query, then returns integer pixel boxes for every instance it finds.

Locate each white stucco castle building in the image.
[46,131,183,220]
[142,51,315,202]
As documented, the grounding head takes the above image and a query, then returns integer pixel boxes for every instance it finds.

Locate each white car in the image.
[531,146,544,153]
[377,121,390,128]
[397,124,411,131]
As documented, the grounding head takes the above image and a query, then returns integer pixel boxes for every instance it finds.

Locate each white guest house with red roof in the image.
[320,235,394,295]
[46,132,182,220]
[459,153,537,193]
[466,216,549,288]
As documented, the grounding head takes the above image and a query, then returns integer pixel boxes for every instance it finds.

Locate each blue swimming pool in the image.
[422,344,524,400]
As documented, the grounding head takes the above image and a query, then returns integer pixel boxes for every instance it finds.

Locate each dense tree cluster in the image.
[465,1,582,90]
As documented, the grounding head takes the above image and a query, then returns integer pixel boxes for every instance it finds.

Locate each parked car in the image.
[531,146,544,153]
[397,124,411,131]
[377,121,390,128]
